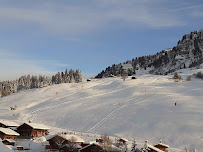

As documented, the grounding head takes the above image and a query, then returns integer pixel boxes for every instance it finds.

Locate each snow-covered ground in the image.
[0,139,13,152]
[0,69,203,151]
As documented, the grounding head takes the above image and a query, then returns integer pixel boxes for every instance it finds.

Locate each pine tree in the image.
[69,69,75,83]
[26,75,31,89]
[75,70,82,83]
[64,68,69,83]
[0,68,82,98]
[52,75,56,83]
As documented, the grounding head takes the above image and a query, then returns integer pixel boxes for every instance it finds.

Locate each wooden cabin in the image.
[0,120,19,129]
[154,140,169,152]
[79,143,103,152]
[79,143,121,152]
[2,139,16,146]
[143,140,164,152]
[47,134,84,150]
[0,127,19,140]
[62,143,82,152]
[16,122,50,138]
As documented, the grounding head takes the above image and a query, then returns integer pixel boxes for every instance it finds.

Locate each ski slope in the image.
[0,69,203,151]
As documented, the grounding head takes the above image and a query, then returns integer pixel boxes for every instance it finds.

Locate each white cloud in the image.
[0,0,192,36]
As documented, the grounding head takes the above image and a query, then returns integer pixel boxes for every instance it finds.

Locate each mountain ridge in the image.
[95,29,203,78]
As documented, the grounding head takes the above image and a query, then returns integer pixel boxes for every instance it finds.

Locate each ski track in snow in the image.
[86,76,163,133]
[26,82,137,121]
[0,80,112,120]
[33,76,163,122]
[87,105,127,133]
[86,76,203,134]
[23,76,161,126]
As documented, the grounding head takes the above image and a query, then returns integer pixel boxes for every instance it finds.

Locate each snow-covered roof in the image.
[47,134,84,143]
[154,142,169,148]
[147,144,164,152]
[62,143,82,149]
[79,142,121,152]
[3,139,16,143]
[0,120,19,127]
[119,138,128,142]
[24,123,50,130]
[0,139,14,152]
[79,143,94,151]
[0,127,19,136]
[89,141,97,144]
[79,143,101,151]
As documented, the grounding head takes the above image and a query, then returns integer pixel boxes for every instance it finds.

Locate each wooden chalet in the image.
[154,140,169,152]
[16,122,50,138]
[0,120,19,129]
[79,142,121,152]
[79,143,103,152]
[0,127,19,140]
[144,140,164,152]
[2,139,16,146]
[62,143,82,152]
[47,134,84,150]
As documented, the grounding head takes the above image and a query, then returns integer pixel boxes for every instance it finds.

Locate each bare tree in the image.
[100,134,112,152]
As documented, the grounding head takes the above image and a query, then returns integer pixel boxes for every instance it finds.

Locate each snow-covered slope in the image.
[0,139,14,152]
[0,69,203,151]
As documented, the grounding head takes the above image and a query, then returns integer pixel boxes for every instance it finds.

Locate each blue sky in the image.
[0,0,203,80]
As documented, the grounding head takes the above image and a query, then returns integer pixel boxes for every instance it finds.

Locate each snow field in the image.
[0,71,202,151]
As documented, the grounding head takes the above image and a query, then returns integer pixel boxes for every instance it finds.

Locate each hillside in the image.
[0,69,202,151]
[96,30,203,78]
